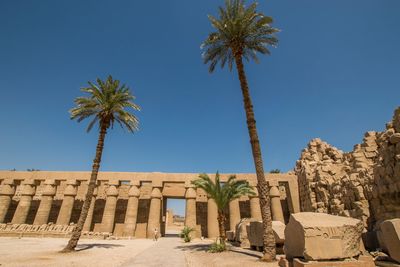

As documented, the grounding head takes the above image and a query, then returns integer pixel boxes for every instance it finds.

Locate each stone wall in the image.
[0,171,298,238]
[295,107,400,231]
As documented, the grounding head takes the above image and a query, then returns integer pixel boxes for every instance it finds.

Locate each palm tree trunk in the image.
[217,210,226,246]
[61,122,108,252]
[234,54,276,261]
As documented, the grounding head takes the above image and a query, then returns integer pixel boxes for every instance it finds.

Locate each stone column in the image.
[101,181,119,233]
[0,179,16,223]
[250,195,262,221]
[185,187,197,230]
[207,197,219,238]
[147,187,162,238]
[123,183,140,237]
[83,186,98,232]
[229,198,241,231]
[56,180,77,225]
[270,185,284,223]
[11,179,36,224]
[33,179,56,225]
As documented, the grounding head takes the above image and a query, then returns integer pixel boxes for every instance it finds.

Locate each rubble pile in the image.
[295,107,400,231]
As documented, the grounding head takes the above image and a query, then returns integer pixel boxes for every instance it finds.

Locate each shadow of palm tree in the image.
[175,243,210,252]
[175,242,262,259]
[228,246,262,259]
[163,234,179,238]
[75,243,125,252]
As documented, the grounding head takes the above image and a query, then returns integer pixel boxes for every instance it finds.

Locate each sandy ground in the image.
[0,236,281,267]
[183,240,281,267]
[0,237,155,267]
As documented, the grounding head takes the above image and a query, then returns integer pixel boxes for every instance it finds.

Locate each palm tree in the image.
[201,0,279,261]
[62,75,140,252]
[192,172,255,247]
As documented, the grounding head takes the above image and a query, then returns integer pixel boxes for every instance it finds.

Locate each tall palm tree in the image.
[201,0,279,261]
[192,172,255,246]
[62,75,140,252]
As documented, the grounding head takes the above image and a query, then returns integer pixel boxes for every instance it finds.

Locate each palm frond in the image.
[192,172,255,212]
[201,0,279,72]
[70,76,140,133]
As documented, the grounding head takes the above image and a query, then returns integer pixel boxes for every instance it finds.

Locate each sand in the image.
[0,237,155,267]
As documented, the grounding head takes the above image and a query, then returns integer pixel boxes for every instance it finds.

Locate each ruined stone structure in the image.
[295,107,400,234]
[0,172,298,239]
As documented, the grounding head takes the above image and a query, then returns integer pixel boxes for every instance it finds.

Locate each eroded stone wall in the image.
[295,107,400,230]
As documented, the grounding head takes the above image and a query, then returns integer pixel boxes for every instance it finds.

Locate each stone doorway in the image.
[161,197,185,237]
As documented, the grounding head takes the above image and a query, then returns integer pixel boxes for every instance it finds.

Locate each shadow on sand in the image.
[75,243,124,252]
[163,233,180,238]
[175,242,262,259]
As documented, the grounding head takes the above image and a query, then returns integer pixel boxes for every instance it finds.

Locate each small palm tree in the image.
[180,226,195,242]
[192,172,255,247]
[201,0,279,261]
[62,75,140,252]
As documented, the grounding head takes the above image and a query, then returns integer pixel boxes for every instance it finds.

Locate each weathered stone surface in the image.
[235,218,257,247]
[226,230,235,241]
[390,133,400,144]
[379,219,400,263]
[295,106,400,239]
[285,212,364,260]
[292,255,375,267]
[273,220,286,244]
[247,220,285,248]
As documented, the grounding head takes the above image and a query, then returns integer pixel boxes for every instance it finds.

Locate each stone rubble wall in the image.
[0,223,111,239]
[295,107,400,231]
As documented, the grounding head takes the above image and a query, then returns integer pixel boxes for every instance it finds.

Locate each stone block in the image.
[248,220,285,248]
[247,221,263,247]
[273,220,286,244]
[235,218,257,246]
[390,133,400,144]
[226,230,235,241]
[380,219,400,263]
[292,255,375,267]
[284,212,364,261]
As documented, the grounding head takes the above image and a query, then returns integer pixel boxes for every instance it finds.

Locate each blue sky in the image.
[1,0,399,179]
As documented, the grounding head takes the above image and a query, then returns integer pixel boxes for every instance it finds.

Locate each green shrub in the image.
[180,226,194,243]
[208,242,226,253]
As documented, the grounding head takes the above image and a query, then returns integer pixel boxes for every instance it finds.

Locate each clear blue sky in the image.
[1,0,399,177]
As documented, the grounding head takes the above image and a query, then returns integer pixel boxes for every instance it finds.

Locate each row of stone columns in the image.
[0,179,284,238]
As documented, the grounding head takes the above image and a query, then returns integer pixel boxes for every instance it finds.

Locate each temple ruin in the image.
[295,107,400,246]
[0,172,298,239]
[0,107,399,263]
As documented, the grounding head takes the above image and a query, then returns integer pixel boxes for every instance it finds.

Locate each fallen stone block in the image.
[284,212,364,261]
[248,220,285,247]
[379,219,400,263]
[292,255,375,267]
[226,230,235,241]
[235,218,257,247]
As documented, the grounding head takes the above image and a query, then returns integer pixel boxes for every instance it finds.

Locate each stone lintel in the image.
[65,180,78,186]
[129,180,140,187]
[22,179,35,185]
[106,180,119,186]
[269,180,279,187]
[44,179,56,185]
[1,179,14,185]
[184,180,194,188]
[152,180,163,188]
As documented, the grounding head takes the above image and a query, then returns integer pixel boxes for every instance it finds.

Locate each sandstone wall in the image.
[295,107,400,230]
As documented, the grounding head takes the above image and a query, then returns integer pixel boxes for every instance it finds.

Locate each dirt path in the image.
[122,236,186,267]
